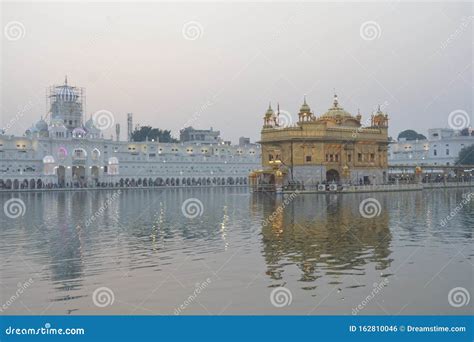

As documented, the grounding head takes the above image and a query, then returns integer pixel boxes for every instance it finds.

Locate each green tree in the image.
[130,126,178,143]
[456,145,474,165]
[460,128,470,136]
[397,129,427,141]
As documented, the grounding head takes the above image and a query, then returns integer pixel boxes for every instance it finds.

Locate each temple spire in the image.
[333,92,339,107]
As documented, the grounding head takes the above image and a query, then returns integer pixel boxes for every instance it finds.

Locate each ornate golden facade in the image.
[257,95,389,187]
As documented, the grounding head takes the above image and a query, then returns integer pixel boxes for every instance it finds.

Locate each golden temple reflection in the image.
[255,193,393,286]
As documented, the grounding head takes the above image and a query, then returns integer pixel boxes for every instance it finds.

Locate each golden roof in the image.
[321,94,353,118]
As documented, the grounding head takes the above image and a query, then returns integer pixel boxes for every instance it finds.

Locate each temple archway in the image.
[326,169,340,183]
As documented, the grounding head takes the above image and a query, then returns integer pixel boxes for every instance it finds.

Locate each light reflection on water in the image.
[0,188,472,315]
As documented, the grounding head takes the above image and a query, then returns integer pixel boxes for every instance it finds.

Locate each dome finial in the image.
[333,93,339,108]
[268,102,272,110]
[64,75,68,85]
[303,94,307,105]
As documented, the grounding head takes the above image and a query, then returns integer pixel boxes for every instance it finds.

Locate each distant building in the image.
[0,79,260,190]
[389,128,474,166]
[179,127,221,144]
[239,137,250,146]
[252,95,389,188]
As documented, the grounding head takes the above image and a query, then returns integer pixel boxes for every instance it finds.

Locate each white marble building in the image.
[0,80,260,190]
[389,128,473,166]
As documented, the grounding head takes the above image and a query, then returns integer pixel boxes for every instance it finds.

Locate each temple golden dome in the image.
[321,94,353,118]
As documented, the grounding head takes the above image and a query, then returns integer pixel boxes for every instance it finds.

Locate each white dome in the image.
[55,80,78,102]
[35,119,48,131]
[84,118,100,134]
[72,127,86,138]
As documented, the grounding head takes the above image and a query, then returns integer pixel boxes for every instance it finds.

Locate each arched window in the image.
[92,148,101,161]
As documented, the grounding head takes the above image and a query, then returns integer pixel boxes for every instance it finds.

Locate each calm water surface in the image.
[0,187,472,315]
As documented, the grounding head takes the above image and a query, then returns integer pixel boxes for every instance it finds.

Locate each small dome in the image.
[299,97,311,113]
[72,127,86,138]
[264,103,274,118]
[374,105,386,116]
[35,118,48,131]
[84,117,100,134]
[84,117,95,130]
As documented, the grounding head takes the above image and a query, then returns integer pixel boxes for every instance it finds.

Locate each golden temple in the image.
[250,94,389,191]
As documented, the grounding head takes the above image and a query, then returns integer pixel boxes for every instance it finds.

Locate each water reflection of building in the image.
[40,192,86,299]
[252,194,392,285]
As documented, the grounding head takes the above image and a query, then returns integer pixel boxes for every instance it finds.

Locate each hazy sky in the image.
[1,1,472,143]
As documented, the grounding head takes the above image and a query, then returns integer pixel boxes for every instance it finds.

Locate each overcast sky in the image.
[1,1,472,143]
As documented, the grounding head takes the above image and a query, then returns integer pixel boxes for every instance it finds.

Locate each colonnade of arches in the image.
[116,176,248,188]
[0,176,248,189]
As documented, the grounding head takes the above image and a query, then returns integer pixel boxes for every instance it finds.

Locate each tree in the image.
[130,126,178,143]
[460,128,470,136]
[397,129,427,141]
[456,145,474,165]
